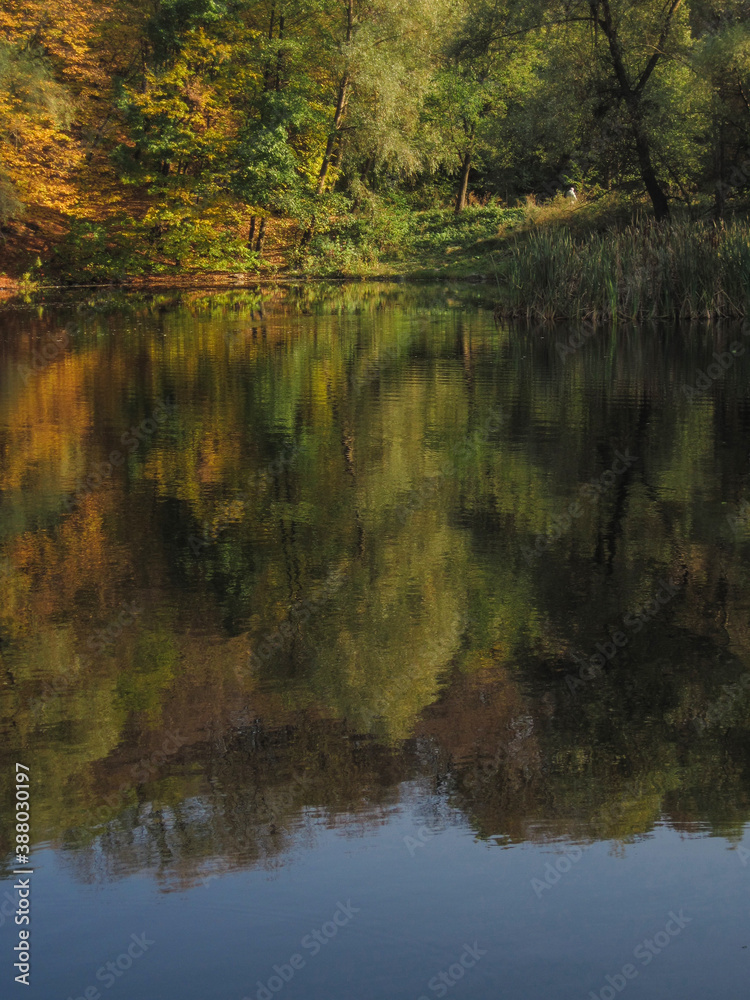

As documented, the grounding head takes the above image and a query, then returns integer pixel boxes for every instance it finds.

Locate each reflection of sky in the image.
[30,810,749,1000]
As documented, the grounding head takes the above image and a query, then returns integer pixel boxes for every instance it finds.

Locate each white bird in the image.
[564,186,577,201]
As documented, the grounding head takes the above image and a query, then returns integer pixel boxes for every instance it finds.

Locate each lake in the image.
[1,283,749,999]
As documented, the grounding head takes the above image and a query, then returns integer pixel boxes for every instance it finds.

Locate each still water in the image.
[1,284,749,999]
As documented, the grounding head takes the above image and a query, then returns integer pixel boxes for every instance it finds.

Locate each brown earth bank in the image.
[0,213,298,288]
[0,213,433,291]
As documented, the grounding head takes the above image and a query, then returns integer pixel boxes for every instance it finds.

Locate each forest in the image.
[1,0,750,312]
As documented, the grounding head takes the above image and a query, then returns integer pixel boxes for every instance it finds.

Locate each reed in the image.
[495,219,750,322]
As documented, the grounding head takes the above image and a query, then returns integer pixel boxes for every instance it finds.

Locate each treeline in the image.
[0,0,749,274]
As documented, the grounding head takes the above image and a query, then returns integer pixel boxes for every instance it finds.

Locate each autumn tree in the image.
[0,40,71,221]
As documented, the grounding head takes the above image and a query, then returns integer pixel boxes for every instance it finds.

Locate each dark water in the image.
[1,284,749,1000]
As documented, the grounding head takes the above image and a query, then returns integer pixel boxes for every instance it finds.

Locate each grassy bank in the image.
[327,195,750,322]
[3,194,749,322]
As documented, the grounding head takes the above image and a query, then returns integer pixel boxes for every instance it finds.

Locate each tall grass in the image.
[496,219,750,322]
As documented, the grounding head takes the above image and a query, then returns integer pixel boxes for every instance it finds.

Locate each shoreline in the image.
[0,270,491,297]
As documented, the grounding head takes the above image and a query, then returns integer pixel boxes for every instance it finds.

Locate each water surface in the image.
[1,284,749,999]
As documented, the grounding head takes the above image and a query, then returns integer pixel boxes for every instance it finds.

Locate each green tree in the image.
[424,0,526,212]
[548,0,692,219]
[691,3,750,215]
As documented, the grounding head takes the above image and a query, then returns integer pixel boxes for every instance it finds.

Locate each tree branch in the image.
[635,0,683,95]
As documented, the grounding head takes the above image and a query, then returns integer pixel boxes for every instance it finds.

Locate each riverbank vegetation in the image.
[0,0,749,313]
[498,215,750,321]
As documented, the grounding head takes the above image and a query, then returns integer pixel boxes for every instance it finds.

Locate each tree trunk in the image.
[598,0,673,221]
[330,135,347,190]
[316,75,350,195]
[315,0,353,196]
[248,216,256,248]
[254,218,267,255]
[300,216,315,249]
[263,3,276,92]
[275,14,285,91]
[714,127,725,220]
[630,118,670,221]
[361,154,375,184]
[455,150,472,213]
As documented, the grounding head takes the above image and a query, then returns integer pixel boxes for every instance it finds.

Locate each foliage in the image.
[1,0,750,280]
[298,188,416,273]
[0,39,72,221]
